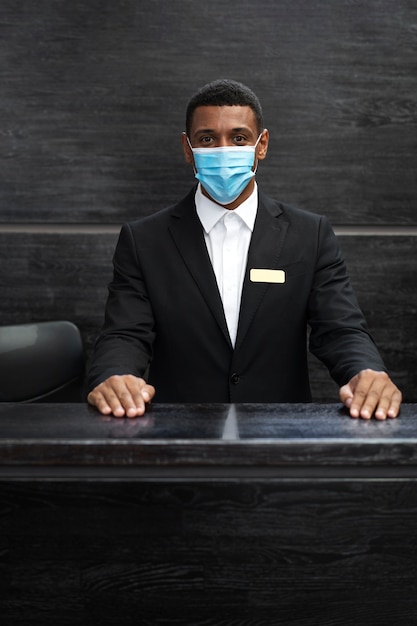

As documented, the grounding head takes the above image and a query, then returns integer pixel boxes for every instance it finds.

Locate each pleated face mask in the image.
[188,135,261,205]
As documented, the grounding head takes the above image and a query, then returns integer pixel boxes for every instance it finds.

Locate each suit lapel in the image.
[235,192,288,351]
[168,190,232,346]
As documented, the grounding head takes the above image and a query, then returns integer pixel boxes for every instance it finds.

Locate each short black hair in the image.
[186,79,264,135]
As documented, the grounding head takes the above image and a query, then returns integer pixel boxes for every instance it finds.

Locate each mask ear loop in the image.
[253,132,263,174]
[185,135,198,175]
[253,129,268,174]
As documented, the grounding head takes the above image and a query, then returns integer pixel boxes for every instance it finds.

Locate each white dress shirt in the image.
[195,183,258,346]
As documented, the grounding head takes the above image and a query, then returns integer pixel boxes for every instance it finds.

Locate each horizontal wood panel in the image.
[1,479,417,623]
[0,0,415,224]
[0,231,415,401]
[0,232,117,358]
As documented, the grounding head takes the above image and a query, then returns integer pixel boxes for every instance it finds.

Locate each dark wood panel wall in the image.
[1,1,416,401]
[3,477,417,625]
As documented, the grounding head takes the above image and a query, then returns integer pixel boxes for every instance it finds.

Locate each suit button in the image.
[231,373,240,385]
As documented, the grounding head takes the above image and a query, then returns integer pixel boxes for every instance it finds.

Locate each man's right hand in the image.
[87,375,155,418]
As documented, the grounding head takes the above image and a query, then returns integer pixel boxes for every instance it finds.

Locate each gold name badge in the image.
[250,269,286,284]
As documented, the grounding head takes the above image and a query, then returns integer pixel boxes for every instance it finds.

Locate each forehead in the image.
[189,105,258,135]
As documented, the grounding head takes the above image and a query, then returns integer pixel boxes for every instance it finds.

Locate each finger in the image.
[350,392,373,419]
[348,370,386,419]
[140,383,156,405]
[88,387,127,417]
[353,388,382,420]
[387,389,402,418]
[124,378,155,418]
[372,380,394,420]
[87,389,114,415]
[362,374,401,420]
[109,376,149,418]
[350,371,400,420]
[99,382,131,417]
[339,382,355,411]
[375,387,402,420]
[107,376,155,418]
[126,378,155,404]
[373,394,390,420]
[90,376,137,418]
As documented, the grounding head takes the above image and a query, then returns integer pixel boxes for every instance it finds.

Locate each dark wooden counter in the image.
[2,402,417,477]
[1,403,417,625]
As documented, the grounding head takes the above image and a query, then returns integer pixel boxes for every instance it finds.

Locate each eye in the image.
[200,136,214,145]
[234,135,247,144]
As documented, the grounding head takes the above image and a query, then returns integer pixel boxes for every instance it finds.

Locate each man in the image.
[87,79,402,420]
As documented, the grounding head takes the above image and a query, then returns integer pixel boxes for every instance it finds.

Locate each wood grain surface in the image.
[0,0,415,224]
[1,479,417,624]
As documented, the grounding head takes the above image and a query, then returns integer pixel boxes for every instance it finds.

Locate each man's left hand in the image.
[339,369,402,420]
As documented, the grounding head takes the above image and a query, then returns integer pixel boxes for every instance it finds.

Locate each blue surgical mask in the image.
[187,135,262,205]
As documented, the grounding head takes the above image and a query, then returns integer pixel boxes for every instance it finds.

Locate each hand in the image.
[339,369,402,420]
[87,375,155,418]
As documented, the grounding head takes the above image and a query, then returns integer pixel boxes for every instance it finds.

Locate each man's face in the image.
[182,105,269,208]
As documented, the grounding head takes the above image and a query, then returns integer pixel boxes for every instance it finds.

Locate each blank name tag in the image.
[250,269,286,284]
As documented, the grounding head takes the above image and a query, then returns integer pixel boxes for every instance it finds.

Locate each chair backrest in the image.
[0,320,85,402]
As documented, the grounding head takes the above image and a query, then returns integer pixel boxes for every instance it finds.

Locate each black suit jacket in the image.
[88,187,385,402]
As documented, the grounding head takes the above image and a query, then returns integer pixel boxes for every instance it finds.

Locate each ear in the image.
[256,129,269,161]
[181,132,194,165]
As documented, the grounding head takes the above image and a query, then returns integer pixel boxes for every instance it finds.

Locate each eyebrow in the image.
[193,126,253,135]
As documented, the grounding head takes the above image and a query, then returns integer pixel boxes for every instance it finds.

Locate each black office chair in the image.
[0,320,85,402]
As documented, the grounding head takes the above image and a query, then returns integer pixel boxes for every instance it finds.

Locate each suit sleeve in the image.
[308,216,386,386]
[87,223,155,392]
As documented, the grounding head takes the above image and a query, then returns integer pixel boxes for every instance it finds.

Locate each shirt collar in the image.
[195,183,258,234]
